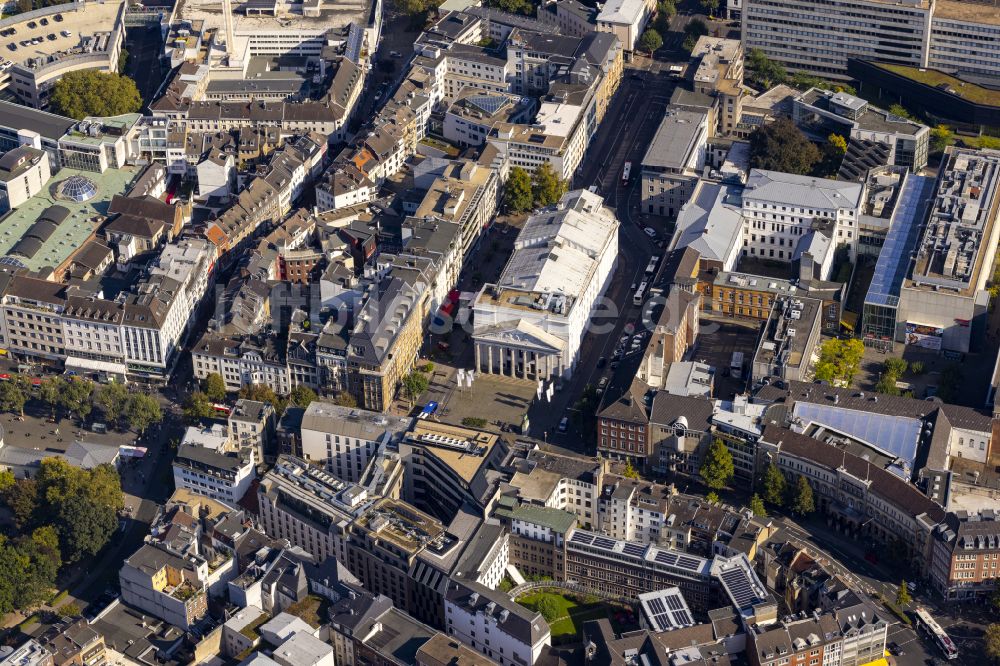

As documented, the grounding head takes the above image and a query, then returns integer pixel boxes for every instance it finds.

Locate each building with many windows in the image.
[299,401,410,483]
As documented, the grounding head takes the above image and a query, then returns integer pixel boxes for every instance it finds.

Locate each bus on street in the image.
[914,607,958,660]
[622,162,632,185]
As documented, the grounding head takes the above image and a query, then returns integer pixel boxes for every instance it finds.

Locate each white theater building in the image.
[472,189,619,381]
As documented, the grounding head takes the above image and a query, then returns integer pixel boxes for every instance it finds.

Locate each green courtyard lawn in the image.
[516,590,637,642]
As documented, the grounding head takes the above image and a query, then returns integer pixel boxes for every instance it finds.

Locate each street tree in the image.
[792,475,815,516]
[896,581,912,606]
[94,382,128,424]
[762,463,786,506]
[50,70,142,120]
[289,385,318,408]
[827,133,847,156]
[60,378,95,420]
[750,494,767,518]
[700,438,735,490]
[638,28,663,54]
[706,491,720,503]
[3,479,38,530]
[0,381,26,417]
[183,391,214,422]
[699,0,719,17]
[532,163,566,207]
[401,371,429,405]
[239,384,286,414]
[203,373,227,403]
[749,118,821,175]
[746,48,787,89]
[39,378,63,419]
[124,393,162,434]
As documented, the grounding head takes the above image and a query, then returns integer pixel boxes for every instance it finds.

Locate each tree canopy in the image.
[95,382,129,424]
[813,338,865,385]
[50,70,142,120]
[700,438,735,490]
[762,463,786,506]
[204,373,227,403]
[124,393,162,434]
[239,384,287,414]
[532,163,567,207]
[289,385,318,408]
[401,371,429,404]
[183,391,214,422]
[985,623,1000,664]
[504,167,534,213]
[749,118,821,175]
[639,29,663,54]
[749,494,767,518]
[0,381,26,417]
[792,475,815,516]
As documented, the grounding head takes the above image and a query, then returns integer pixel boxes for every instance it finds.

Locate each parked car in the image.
[643,227,656,238]
[558,416,569,433]
[597,356,607,369]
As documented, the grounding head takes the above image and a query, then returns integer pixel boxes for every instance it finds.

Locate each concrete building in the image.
[473,189,619,381]
[930,510,1000,601]
[596,0,655,51]
[640,109,709,219]
[172,443,257,505]
[229,399,277,466]
[299,401,410,483]
[897,148,1000,354]
[256,456,368,563]
[689,37,745,136]
[443,579,551,666]
[792,88,929,171]
[741,169,863,271]
[750,295,823,382]
[0,146,50,212]
[119,543,209,630]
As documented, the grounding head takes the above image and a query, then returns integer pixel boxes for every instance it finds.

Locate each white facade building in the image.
[444,580,551,666]
[596,0,655,51]
[299,401,410,483]
[473,189,619,381]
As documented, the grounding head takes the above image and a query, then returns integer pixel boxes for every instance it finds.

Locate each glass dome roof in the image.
[56,175,98,202]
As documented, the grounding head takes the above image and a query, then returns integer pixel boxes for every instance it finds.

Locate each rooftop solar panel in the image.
[665,595,684,611]
[593,537,617,550]
[622,543,645,557]
[570,532,594,545]
[654,551,678,566]
[676,555,703,571]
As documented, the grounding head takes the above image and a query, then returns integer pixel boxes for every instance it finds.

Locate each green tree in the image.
[401,371,429,404]
[535,596,562,622]
[203,373,227,403]
[289,385,318,408]
[487,0,533,14]
[706,491,720,503]
[50,70,142,120]
[30,526,60,557]
[638,28,663,54]
[654,11,672,35]
[746,48,787,88]
[700,438,735,490]
[0,470,14,493]
[749,118,821,175]
[117,48,129,74]
[124,393,162,434]
[930,124,954,154]
[813,338,865,385]
[504,167,534,212]
[3,479,38,530]
[682,19,709,52]
[60,602,81,618]
[623,460,640,479]
[60,378,94,420]
[54,493,117,563]
[239,384,286,414]
[39,378,63,419]
[700,0,719,17]
[94,382,128,424]
[183,391,214,422]
[0,381,26,417]
[762,463,786,506]
[888,103,913,119]
[986,623,1000,663]
[531,163,567,207]
[791,475,815,516]
[827,133,847,156]
[750,493,767,517]
[896,581,912,606]
[657,0,676,16]
[909,361,925,375]
[333,391,358,408]
[875,374,901,396]
[884,357,908,376]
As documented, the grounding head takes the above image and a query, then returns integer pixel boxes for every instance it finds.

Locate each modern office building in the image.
[640,110,709,219]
